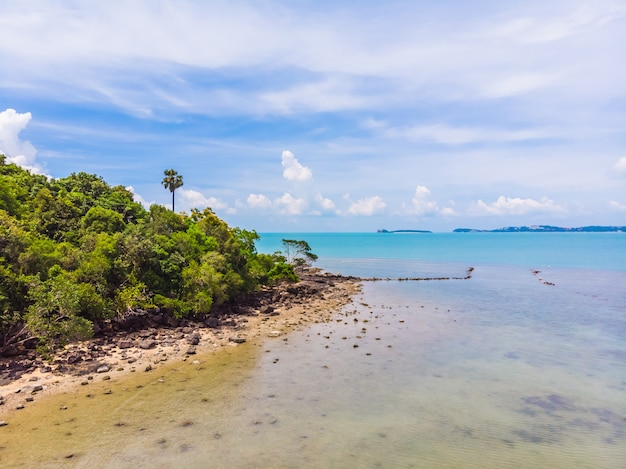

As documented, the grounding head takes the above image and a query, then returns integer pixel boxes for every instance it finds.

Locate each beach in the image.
[0,269,361,421]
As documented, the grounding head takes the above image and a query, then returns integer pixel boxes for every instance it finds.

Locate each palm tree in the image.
[162,169,183,212]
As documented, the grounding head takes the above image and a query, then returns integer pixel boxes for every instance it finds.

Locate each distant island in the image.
[378,229,432,233]
[453,225,626,233]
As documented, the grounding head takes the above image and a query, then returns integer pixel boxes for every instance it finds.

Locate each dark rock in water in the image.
[205,317,220,328]
[523,394,576,412]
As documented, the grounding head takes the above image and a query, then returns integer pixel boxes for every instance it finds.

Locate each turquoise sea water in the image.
[250,232,626,467]
[2,233,624,468]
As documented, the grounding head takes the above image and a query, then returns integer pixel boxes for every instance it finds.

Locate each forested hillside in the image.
[0,154,297,355]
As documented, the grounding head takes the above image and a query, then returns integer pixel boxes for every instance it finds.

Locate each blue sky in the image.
[1,0,625,232]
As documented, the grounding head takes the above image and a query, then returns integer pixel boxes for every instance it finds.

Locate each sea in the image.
[1,232,625,468]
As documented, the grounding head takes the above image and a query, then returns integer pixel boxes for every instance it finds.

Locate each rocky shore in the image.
[0,269,361,419]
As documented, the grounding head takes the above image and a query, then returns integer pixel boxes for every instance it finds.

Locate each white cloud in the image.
[0,108,43,173]
[366,120,548,145]
[126,185,153,208]
[472,196,565,215]
[314,193,339,214]
[348,196,386,216]
[247,193,272,210]
[440,206,458,216]
[281,150,313,181]
[178,188,229,211]
[609,200,626,211]
[481,73,552,98]
[275,192,307,215]
[409,185,439,215]
[613,157,626,176]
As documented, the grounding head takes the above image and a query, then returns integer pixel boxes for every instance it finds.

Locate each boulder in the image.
[186,332,201,345]
[205,317,220,329]
[138,339,157,350]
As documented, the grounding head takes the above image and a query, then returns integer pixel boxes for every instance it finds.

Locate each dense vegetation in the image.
[0,155,299,355]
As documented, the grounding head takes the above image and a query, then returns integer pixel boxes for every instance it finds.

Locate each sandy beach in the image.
[0,271,361,420]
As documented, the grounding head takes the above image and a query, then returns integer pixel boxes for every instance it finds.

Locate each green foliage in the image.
[281,239,319,267]
[162,168,183,212]
[0,161,304,353]
[26,272,99,353]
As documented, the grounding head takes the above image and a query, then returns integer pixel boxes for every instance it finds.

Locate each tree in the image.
[162,169,183,212]
[281,239,318,267]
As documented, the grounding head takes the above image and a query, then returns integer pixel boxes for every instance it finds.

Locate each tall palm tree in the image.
[162,169,183,212]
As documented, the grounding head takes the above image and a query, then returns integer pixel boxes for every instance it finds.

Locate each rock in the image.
[138,329,156,338]
[186,346,197,355]
[205,317,220,328]
[145,364,153,372]
[229,337,246,344]
[259,305,274,315]
[67,353,82,364]
[139,339,157,350]
[0,420,7,426]
[21,385,43,394]
[96,365,110,373]
[187,332,201,345]
[118,340,134,349]
[268,331,281,337]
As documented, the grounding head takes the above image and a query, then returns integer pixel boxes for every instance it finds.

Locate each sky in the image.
[1,0,625,232]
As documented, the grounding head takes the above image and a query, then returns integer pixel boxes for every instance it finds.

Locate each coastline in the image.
[0,269,361,420]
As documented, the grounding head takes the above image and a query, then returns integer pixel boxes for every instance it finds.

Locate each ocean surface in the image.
[2,232,625,468]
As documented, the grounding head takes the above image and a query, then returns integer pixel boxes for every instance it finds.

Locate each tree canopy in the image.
[162,168,183,212]
[0,156,299,355]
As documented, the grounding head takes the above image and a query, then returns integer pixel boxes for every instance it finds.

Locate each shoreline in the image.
[0,270,361,420]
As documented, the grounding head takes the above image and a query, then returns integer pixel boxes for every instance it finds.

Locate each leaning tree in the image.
[162,169,183,212]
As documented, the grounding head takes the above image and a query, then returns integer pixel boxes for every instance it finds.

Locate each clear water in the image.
[1,233,625,468]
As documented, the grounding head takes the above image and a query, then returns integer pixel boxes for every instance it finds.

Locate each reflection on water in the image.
[1,265,625,468]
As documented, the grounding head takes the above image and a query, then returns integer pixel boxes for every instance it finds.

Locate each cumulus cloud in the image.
[348,196,386,216]
[314,193,337,213]
[0,108,43,173]
[409,185,439,215]
[472,196,565,215]
[281,150,312,181]
[178,188,230,211]
[613,157,626,176]
[247,193,272,209]
[276,192,307,215]
[126,185,153,208]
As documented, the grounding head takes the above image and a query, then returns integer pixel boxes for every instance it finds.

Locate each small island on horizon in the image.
[453,225,626,233]
[378,225,626,233]
[377,229,433,233]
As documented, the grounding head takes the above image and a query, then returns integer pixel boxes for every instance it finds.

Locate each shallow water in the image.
[1,263,624,468]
